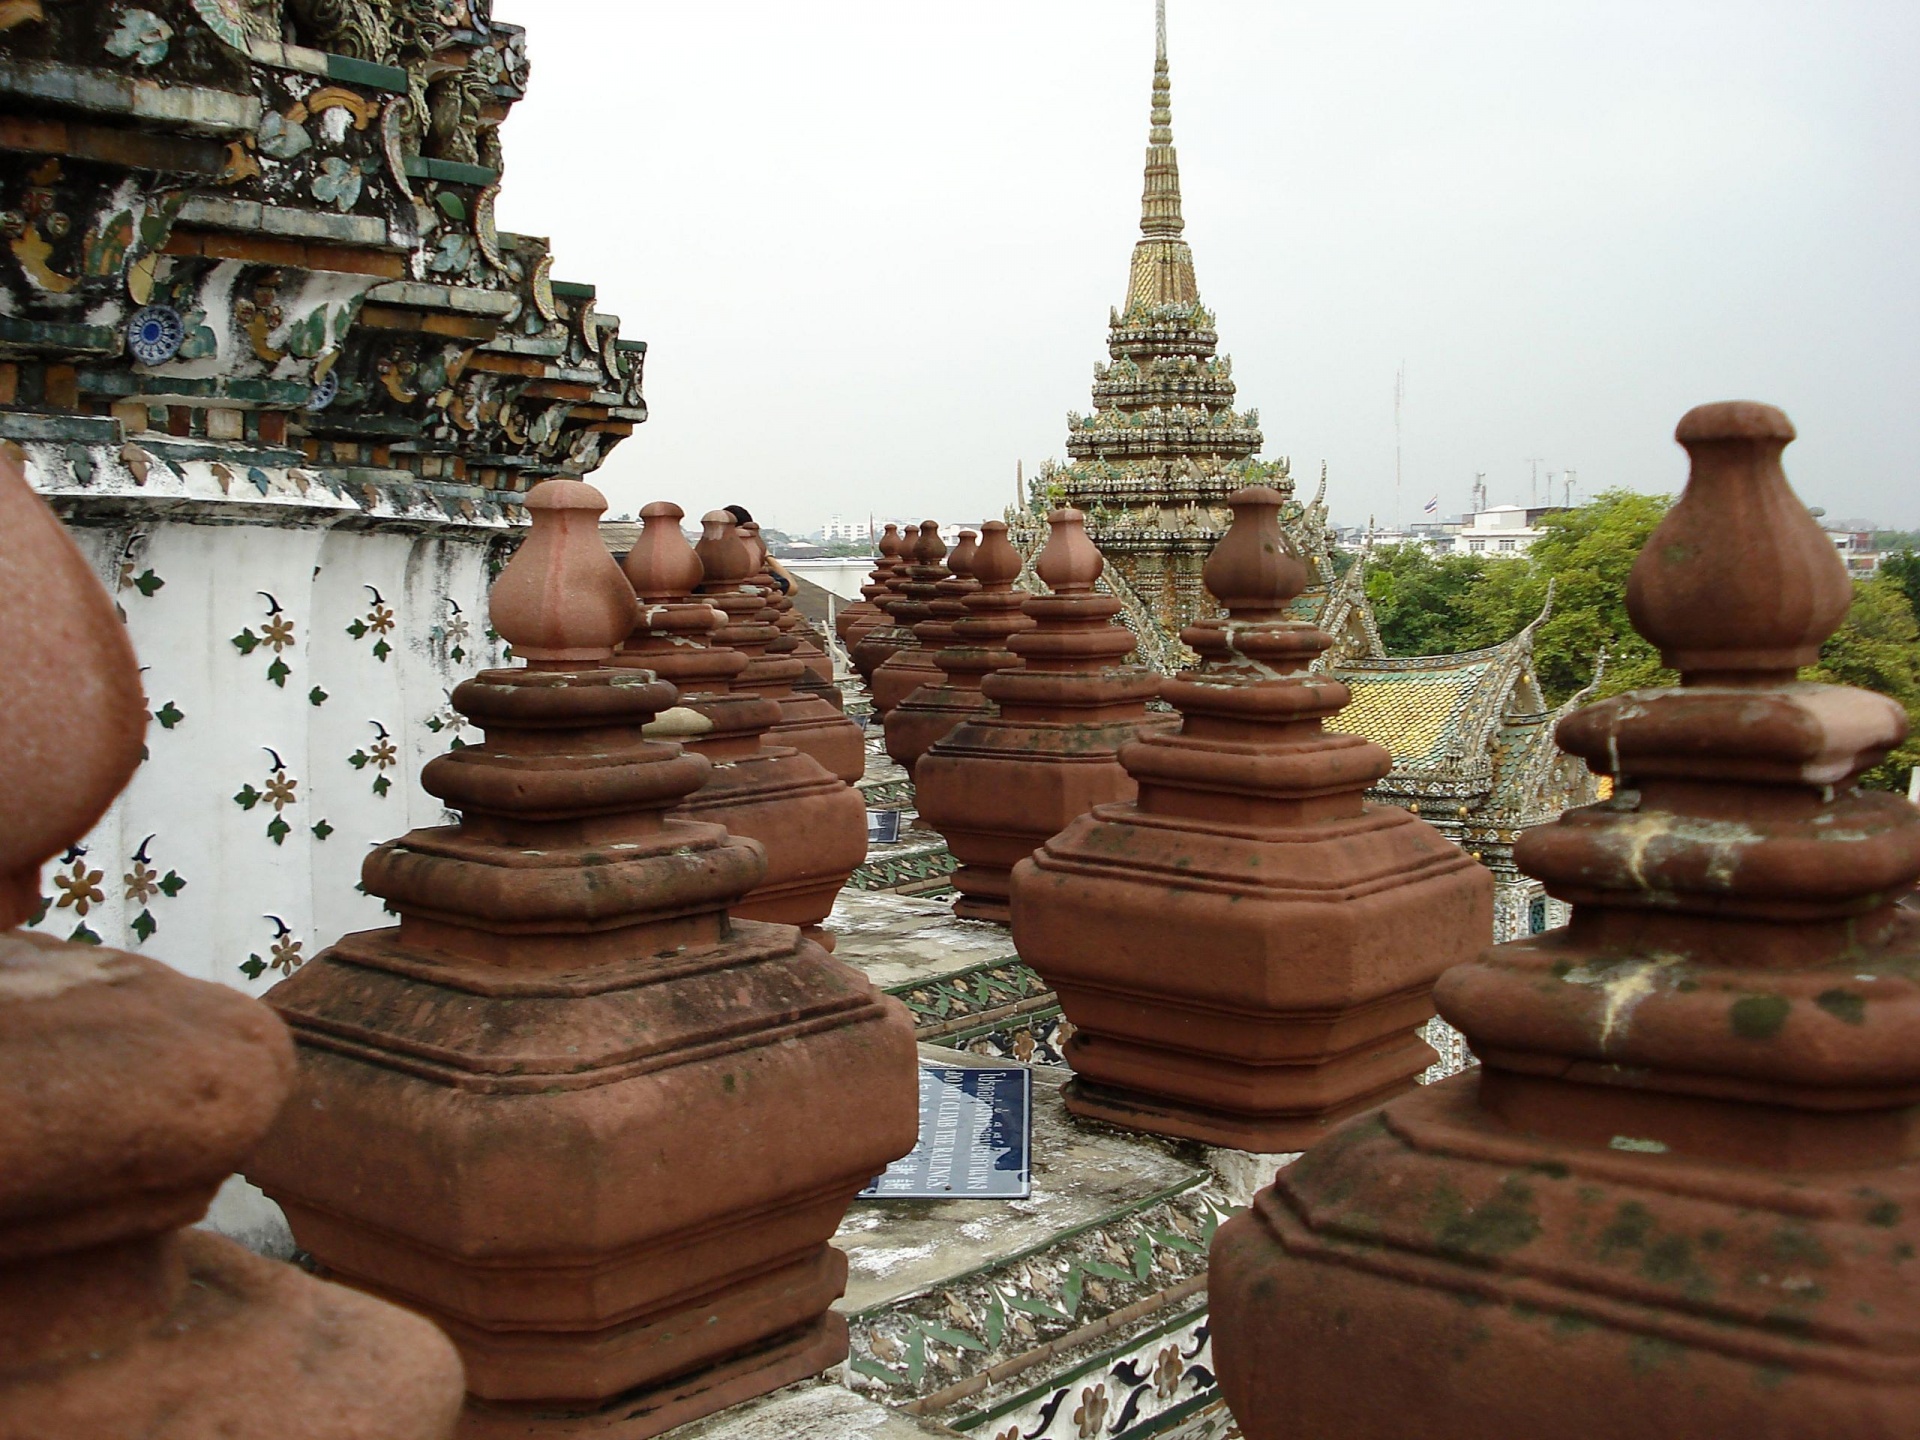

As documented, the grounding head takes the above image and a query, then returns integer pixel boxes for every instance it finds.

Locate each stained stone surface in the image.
[826,890,1013,990]
[662,1381,961,1439]
[836,1047,1206,1313]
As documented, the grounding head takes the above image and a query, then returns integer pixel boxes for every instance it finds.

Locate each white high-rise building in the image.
[820,517,867,543]
[1452,505,1564,558]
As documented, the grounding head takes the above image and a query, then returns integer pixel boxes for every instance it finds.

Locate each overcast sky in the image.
[493,2,1920,533]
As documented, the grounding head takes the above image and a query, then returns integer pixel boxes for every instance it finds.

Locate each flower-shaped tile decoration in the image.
[231,593,297,686]
[52,855,104,916]
[241,915,305,981]
[345,586,397,661]
[257,110,313,160]
[126,304,185,365]
[190,0,264,51]
[311,157,363,213]
[234,748,300,844]
[122,834,186,942]
[104,7,172,66]
[429,230,475,276]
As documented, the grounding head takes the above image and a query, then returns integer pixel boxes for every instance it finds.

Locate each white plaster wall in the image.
[785,557,872,601]
[22,441,510,995]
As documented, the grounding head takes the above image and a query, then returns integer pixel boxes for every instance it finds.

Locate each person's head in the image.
[724,504,752,526]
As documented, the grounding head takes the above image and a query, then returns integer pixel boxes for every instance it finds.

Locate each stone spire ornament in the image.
[876,525,976,729]
[857,520,949,706]
[1010,487,1491,1147]
[850,520,932,685]
[885,521,1032,775]
[1131,0,1196,311]
[917,508,1175,923]
[618,502,865,952]
[839,523,905,648]
[1052,0,1291,644]
[488,477,638,664]
[0,450,464,1439]
[738,520,834,686]
[1211,403,1920,1438]
[949,526,980,583]
[699,511,864,784]
[246,477,917,1438]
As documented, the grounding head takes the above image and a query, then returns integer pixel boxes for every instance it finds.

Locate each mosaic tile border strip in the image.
[943,1009,1073,1069]
[888,957,1053,1035]
[960,1304,1224,1439]
[850,839,959,891]
[858,777,916,809]
[846,1182,1233,1413]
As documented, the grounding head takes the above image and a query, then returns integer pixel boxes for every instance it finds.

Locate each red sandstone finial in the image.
[1036,508,1103,594]
[971,521,1021,589]
[0,447,147,928]
[912,519,947,565]
[1205,486,1306,620]
[696,510,755,587]
[878,524,902,560]
[624,501,704,601]
[490,478,638,668]
[949,529,979,579]
[1628,401,1851,683]
[737,521,768,571]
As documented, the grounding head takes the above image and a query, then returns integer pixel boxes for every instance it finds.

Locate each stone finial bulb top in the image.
[878,524,902,559]
[1627,401,1853,682]
[912,520,947,565]
[0,449,148,929]
[490,478,639,667]
[971,521,1022,589]
[949,530,979,579]
[1204,486,1307,619]
[1036,508,1104,594]
[737,521,767,571]
[695,510,756,587]
[624,501,704,601]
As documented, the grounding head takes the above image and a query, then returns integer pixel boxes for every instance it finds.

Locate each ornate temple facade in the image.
[1039,1,1312,643]
[0,0,643,1001]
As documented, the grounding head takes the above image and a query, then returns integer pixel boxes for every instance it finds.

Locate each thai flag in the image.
[1423,495,1438,515]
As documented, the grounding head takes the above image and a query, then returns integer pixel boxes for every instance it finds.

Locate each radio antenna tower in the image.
[1394,363,1405,527]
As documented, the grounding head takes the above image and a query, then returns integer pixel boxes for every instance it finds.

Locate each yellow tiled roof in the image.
[1333,661,1496,770]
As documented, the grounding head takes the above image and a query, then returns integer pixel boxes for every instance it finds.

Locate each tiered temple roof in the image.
[1333,589,1603,937]
[1041,0,1299,640]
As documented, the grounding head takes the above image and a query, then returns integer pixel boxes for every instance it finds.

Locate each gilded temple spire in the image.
[1128,0,1197,310]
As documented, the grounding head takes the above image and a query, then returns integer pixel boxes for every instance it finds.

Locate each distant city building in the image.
[1826,529,1882,576]
[1452,505,1566,558]
[1334,521,1461,554]
[811,519,988,551]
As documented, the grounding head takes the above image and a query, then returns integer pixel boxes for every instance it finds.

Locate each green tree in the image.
[1462,490,1674,704]
[1364,491,1673,705]
[1877,549,1920,617]
[1807,574,1920,792]
[1363,492,1918,792]
[1362,544,1502,657]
